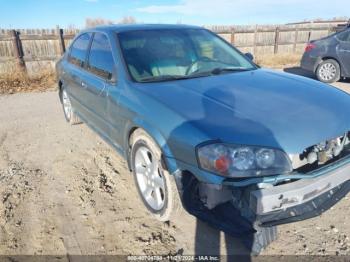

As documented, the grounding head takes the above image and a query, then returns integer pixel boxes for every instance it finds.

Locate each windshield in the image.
[118,29,256,82]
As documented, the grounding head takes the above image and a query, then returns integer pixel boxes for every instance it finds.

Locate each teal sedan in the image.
[56,24,350,254]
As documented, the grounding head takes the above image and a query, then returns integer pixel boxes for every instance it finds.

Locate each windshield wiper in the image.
[139,67,254,82]
[187,67,254,78]
[139,75,190,83]
[210,67,252,75]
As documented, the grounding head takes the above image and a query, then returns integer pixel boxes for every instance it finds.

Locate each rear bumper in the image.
[300,52,320,72]
[250,160,350,226]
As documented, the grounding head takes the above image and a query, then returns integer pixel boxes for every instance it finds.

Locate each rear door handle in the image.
[81,81,87,88]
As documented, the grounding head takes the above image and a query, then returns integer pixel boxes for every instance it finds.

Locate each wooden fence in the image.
[0,27,79,74]
[0,25,337,74]
[213,26,335,55]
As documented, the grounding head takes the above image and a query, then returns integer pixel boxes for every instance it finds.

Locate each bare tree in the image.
[84,16,137,28]
[85,18,114,28]
[67,24,77,30]
[118,16,137,24]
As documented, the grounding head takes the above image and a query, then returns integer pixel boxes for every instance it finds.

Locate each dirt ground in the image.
[0,69,350,257]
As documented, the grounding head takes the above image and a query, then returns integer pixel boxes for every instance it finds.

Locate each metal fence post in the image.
[56,25,66,55]
[274,27,280,54]
[11,30,26,71]
[307,31,312,43]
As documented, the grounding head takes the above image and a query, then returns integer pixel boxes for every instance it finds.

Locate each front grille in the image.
[293,133,350,174]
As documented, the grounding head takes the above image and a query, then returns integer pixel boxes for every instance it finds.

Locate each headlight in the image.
[197,143,292,177]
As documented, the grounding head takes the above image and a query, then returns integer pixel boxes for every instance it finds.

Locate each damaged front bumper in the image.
[255,180,350,226]
[227,155,350,227]
[175,154,350,232]
[172,157,349,254]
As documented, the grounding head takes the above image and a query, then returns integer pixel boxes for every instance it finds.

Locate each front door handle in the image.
[81,81,87,88]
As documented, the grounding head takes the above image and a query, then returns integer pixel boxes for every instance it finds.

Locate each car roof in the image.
[81,24,203,34]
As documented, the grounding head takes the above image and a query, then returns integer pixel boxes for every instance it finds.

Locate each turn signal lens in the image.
[215,156,230,173]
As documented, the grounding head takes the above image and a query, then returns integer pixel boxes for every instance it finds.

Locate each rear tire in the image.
[60,87,82,125]
[130,129,183,221]
[316,59,340,83]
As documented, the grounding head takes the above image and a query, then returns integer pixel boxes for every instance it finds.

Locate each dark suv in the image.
[301,27,350,83]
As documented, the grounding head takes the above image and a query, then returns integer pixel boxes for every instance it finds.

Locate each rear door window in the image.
[68,33,92,67]
[337,30,350,42]
[87,33,115,80]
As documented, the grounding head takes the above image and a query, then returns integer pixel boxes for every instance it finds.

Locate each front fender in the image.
[123,119,228,186]
[123,117,179,174]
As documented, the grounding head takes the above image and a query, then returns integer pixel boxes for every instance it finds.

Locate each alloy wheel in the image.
[62,89,72,120]
[134,146,166,211]
[319,62,337,81]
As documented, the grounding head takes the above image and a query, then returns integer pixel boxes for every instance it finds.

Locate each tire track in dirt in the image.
[0,161,46,252]
[0,132,9,165]
[83,147,180,255]
[19,146,181,255]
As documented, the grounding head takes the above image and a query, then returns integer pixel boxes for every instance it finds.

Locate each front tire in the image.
[130,129,182,221]
[316,59,340,83]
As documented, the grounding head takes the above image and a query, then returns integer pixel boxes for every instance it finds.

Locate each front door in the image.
[82,32,117,142]
[64,33,92,118]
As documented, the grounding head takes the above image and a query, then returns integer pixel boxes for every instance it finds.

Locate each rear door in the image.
[336,29,350,77]
[65,33,92,118]
[82,32,117,140]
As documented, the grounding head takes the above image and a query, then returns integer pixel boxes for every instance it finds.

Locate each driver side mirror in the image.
[245,52,254,61]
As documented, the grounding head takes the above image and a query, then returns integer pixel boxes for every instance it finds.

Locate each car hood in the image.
[134,69,350,154]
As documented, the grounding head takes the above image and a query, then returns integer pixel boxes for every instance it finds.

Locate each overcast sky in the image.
[0,0,348,28]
